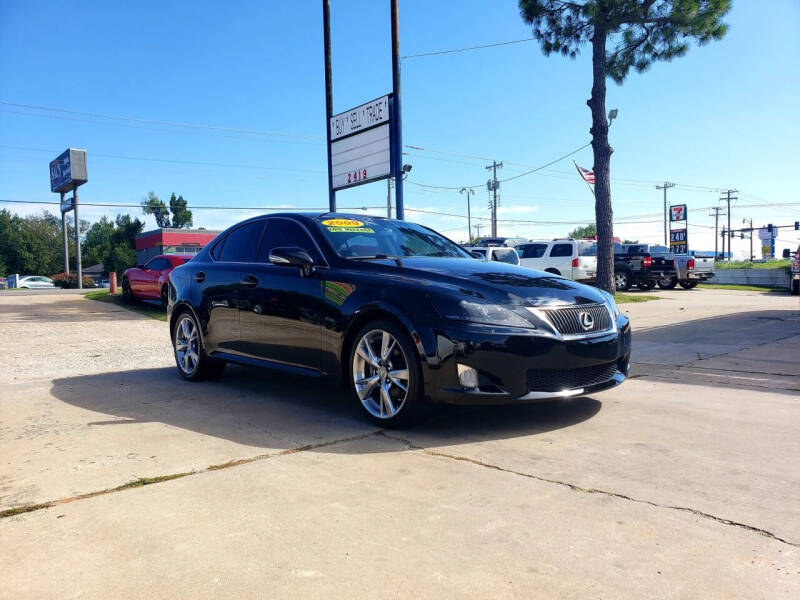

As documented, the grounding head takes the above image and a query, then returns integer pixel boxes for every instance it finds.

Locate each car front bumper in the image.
[418,318,632,405]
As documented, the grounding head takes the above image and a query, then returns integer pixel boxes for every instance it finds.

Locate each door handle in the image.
[240,275,258,288]
[193,272,206,283]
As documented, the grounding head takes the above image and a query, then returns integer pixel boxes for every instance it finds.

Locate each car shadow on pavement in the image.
[49,365,602,453]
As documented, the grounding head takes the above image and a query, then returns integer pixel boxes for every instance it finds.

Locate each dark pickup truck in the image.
[613,243,676,291]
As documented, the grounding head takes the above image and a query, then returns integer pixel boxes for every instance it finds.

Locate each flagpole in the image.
[574,161,596,198]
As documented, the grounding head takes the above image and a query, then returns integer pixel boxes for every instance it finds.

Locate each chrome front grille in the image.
[541,303,612,336]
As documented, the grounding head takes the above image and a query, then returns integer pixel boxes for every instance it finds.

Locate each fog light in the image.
[457,364,479,389]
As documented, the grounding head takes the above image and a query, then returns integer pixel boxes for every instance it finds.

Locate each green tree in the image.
[168,193,193,228]
[568,224,597,238]
[141,192,171,228]
[83,214,144,277]
[519,0,729,291]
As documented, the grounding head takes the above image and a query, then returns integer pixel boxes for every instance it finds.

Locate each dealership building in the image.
[135,228,220,264]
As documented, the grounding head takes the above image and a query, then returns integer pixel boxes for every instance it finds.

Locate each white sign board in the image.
[331,124,391,190]
[330,95,389,141]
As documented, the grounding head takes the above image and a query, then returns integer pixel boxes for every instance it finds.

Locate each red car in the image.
[122,254,193,305]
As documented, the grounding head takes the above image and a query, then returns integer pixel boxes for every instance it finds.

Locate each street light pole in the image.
[460,188,474,244]
[656,182,675,245]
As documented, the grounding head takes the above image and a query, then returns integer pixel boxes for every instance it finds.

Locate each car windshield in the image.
[315,217,471,259]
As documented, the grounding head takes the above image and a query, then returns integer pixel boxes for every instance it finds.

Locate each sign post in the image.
[669,203,688,254]
[50,148,87,287]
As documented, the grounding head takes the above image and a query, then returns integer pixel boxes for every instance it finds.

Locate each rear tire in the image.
[172,310,226,381]
[679,281,698,290]
[348,319,426,428]
[614,269,632,292]
[791,280,799,296]
[657,276,678,290]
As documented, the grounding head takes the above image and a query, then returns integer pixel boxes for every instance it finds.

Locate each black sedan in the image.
[167,213,631,426]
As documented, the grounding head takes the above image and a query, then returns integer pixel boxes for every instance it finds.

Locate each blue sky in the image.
[1,0,798,256]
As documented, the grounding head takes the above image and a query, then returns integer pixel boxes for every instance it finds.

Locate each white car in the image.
[514,239,597,282]
[16,276,55,289]
[463,246,520,266]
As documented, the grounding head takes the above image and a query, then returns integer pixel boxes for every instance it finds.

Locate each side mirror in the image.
[269,247,314,276]
[136,264,144,270]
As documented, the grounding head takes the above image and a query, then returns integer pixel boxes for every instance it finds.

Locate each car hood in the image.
[355,257,607,307]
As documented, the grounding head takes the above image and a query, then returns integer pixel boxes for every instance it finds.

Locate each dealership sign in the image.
[60,196,74,213]
[50,148,88,193]
[329,95,393,191]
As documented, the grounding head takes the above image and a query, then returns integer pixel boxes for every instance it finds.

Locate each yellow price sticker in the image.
[321,218,364,228]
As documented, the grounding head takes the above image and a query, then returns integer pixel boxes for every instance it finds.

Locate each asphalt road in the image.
[1,288,798,598]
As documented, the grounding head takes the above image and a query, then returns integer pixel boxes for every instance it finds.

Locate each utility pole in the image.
[656,182,675,245]
[719,189,738,261]
[485,161,502,237]
[460,188,475,243]
[474,223,483,240]
[709,205,725,259]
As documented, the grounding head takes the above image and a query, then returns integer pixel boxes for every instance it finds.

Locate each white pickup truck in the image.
[514,239,597,282]
[789,245,800,295]
[654,250,715,289]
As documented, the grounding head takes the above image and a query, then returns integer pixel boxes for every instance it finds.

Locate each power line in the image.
[0,101,323,141]
[401,37,535,60]
[0,199,384,212]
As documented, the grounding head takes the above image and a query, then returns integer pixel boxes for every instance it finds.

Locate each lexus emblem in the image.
[579,311,594,331]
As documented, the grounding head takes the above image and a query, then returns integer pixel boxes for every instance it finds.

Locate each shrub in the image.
[51,272,96,288]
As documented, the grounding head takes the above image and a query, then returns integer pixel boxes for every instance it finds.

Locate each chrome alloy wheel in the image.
[174,315,200,376]
[614,273,628,290]
[352,329,410,419]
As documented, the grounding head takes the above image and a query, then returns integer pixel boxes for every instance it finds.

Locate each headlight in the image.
[599,290,620,319]
[437,299,534,328]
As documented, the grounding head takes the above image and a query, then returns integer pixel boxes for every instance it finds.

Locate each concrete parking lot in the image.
[1,288,798,598]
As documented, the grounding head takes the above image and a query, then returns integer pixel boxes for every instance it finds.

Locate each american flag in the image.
[574,162,595,185]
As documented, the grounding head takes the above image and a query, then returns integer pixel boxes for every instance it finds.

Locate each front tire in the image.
[790,279,799,296]
[349,320,425,427]
[679,281,698,289]
[122,278,134,304]
[172,311,226,381]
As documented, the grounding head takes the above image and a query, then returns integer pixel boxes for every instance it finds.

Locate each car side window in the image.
[145,258,169,270]
[521,244,547,258]
[549,243,573,258]
[219,220,266,263]
[256,218,322,263]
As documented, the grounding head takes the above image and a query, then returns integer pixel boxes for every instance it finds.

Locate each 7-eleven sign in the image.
[670,204,687,222]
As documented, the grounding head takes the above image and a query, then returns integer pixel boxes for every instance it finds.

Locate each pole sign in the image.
[669,204,688,253]
[60,196,74,213]
[669,204,687,222]
[50,148,88,193]
[758,227,777,259]
[329,95,393,191]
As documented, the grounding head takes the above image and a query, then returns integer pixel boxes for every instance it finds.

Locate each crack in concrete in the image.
[0,430,382,520]
[379,432,800,550]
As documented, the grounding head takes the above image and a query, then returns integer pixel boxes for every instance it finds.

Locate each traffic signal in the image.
[795,221,799,230]
[767,223,773,233]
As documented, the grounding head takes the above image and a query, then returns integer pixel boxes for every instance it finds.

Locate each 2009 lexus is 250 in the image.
[167,213,631,427]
